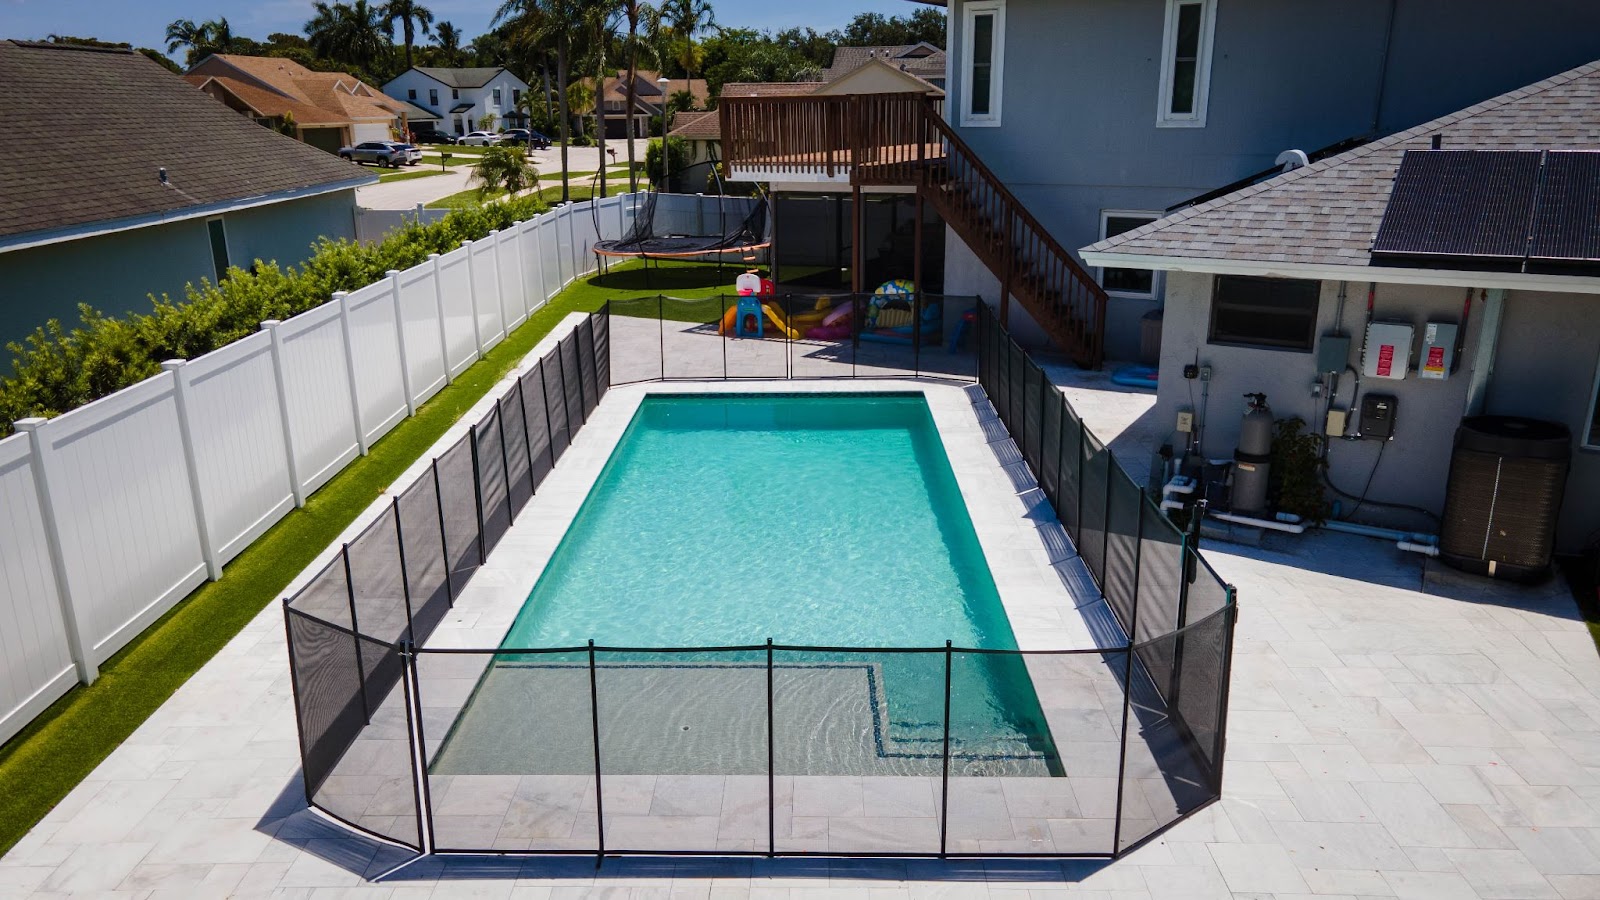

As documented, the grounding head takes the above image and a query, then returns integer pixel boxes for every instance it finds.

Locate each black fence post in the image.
[496,409,513,523]
[399,639,429,853]
[1214,588,1239,790]
[588,639,605,863]
[720,295,729,381]
[340,543,371,723]
[939,639,952,858]
[766,637,776,858]
[468,431,486,566]
[407,644,438,853]
[539,364,558,470]
[392,499,416,641]
[515,377,535,491]
[431,458,453,607]
[658,294,666,382]
[1169,533,1190,705]
[1110,545,1142,858]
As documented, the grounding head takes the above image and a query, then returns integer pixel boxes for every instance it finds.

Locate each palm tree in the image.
[469,145,541,199]
[305,0,390,70]
[383,0,434,68]
[565,79,594,137]
[164,19,206,61]
[619,0,656,191]
[432,20,462,65]
[665,0,714,83]
[496,0,585,202]
[582,0,622,199]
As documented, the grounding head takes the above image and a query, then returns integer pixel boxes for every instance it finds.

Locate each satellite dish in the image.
[1276,149,1310,172]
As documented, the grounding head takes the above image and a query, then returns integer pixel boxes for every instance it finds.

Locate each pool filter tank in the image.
[1232,393,1273,514]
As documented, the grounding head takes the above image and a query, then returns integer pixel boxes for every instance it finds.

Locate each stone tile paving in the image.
[4,314,1598,898]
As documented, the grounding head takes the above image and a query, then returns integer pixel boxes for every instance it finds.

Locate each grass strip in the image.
[0,260,735,858]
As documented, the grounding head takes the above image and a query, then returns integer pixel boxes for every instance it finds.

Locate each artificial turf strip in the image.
[0,259,734,858]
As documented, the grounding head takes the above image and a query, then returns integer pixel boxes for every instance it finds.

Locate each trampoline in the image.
[591,158,772,281]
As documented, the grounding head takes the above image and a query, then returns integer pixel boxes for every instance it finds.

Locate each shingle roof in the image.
[186,75,348,126]
[668,110,720,140]
[0,41,370,245]
[1083,59,1600,269]
[824,44,945,82]
[195,54,398,124]
[719,82,822,97]
[413,66,511,89]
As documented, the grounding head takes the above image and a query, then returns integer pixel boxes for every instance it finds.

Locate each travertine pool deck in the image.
[3,313,1597,898]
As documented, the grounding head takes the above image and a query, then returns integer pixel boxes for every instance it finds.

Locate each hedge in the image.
[0,194,555,436]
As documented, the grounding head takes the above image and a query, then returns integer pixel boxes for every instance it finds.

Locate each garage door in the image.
[302,128,344,154]
[352,122,393,144]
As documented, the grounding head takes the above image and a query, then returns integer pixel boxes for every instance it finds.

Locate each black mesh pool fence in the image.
[281,307,1236,864]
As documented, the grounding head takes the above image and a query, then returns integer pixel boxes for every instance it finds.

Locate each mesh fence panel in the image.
[560,334,586,429]
[544,348,572,460]
[662,296,726,380]
[605,297,663,384]
[1039,389,1063,509]
[725,294,789,380]
[1022,362,1044,478]
[1173,606,1230,792]
[993,337,1014,433]
[473,410,512,556]
[947,649,1124,855]
[1118,628,1207,856]
[593,305,611,388]
[287,605,363,798]
[784,294,854,380]
[519,365,556,489]
[288,554,355,628]
[773,648,944,854]
[1136,502,1185,650]
[435,438,482,599]
[1078,431,1110,587]
[916,296,980,381]
[397,474,450,643]
[499,390,534,517]
[596,648,766,852]
[1103,471,1142,642]
[1058,402,1082,539]
[347,512,412,650]
[1008,342,1026,440]
[854,292,922,380]
[577,319,600,418]
[417,648,598,853]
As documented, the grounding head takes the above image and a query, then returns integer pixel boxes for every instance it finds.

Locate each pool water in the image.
[434,394,1058,776]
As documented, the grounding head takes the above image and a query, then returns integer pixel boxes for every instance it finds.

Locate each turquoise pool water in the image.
[435,394,1057,776]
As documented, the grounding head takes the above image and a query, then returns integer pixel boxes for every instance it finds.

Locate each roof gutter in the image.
[1077,250,1600,296]
[0,176,375,256]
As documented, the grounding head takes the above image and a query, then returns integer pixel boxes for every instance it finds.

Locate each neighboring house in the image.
[186,54,408,153]
[0,40,373,353]
[383,67,532,136]
[824,43,946,89]
[933,0,1600,360]
[1080,60,1600,553]
[588,71,708,139]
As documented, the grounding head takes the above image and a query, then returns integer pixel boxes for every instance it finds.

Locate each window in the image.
[429,88,438,106]
[408,88,417,100]
[493,88,502,105]
[1157,0,1216,127]
[1098,211,1161,297]
[452,88,460,100]
[513,88,522,104]
[1208,275,1320,351]
[1586,359,1600,448]
[960,0,1005,127]
[206,217,230,283]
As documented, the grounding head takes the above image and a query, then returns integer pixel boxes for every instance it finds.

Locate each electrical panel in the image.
[1362,321,1414,380]
[1419,321,1458,380]
[1360,393,1399,440]
[1316,334,1351,373]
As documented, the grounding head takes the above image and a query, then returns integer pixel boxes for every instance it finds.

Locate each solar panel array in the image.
[1373,149,1600,269]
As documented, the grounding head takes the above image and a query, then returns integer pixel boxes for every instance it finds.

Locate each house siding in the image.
[943,0,1600,359]
[383,69,531,134]
[0,190,358,354]
[1154,271,1600,552]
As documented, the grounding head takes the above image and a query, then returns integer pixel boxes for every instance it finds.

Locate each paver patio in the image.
[3,314,1596,898]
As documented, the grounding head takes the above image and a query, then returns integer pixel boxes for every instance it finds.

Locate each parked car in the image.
[338,141,421,167]
[409,127,457,145]
[499,128,551,149]
[459,131,503,146]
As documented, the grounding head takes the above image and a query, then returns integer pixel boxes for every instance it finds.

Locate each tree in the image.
[619,0,657,191]
[665,0,714,83]
[164,19,207,60]
[581,0,622,199]
[383,0,434,68]
[304,1,391,71]
[495,0,586,201]
[432,21,463,65]
[830,8,945,48]
[565,79,594,137]
[469,144,541,198]
[163,18,248,65]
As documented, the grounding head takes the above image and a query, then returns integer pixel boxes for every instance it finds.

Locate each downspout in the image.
[1463,288,1505,416]
[1370,0,1398,133]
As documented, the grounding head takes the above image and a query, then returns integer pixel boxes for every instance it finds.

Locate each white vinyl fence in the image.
[0,192,650,746]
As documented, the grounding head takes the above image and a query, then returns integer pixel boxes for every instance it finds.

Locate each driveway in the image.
[356,139,650,210]
[2,355,1596,897]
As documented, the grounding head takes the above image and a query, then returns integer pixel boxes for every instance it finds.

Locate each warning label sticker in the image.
[1423,345,1446,376]
[1377,344,1394,377]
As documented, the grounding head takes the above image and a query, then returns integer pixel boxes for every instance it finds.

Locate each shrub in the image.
[644,137,692,190]
[0,194,552,435]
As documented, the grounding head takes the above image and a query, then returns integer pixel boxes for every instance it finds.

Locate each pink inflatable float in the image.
[805,301,854,340]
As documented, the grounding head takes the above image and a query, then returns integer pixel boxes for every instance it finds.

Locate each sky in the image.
[4,0,924,63]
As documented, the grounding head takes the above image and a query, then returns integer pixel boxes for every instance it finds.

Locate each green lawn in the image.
[377,168,446,184]
[0,259,738,859]
[425,186,510,210]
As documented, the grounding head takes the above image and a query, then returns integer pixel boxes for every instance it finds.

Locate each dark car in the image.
[409,126,457,145]
[499,128,551,150]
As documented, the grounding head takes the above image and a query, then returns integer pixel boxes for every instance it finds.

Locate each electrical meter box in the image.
[1360,393,1399,440]
[1419,321,1458,380]
[1363,321,1414,380]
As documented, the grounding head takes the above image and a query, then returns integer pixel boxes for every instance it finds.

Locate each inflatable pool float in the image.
[1110,364,1159,389]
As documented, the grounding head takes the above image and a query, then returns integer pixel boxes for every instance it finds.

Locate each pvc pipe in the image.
[1211,511,1308,534]
[1319,518,1438,546]
[1397,540,1441,557]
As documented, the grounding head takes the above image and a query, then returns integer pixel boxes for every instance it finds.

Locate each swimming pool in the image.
[432,393,1057,776]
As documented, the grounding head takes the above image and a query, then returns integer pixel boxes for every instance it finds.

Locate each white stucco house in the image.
[383,67,532,136]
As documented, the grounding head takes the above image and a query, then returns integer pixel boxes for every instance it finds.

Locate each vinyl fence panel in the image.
[496,228,527,330]
[344,281,409,446]
[180,331,295,565]
[519,218,549,316]
[275,303,361,495]
[398,263,448,406]
[468,238,505,351]
[436,245,478,377]
[0,433,74,745]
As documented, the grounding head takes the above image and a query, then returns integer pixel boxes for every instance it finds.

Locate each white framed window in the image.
[1584,356,1600,449]
[1157,0,1217,128]
[1098,210,1162,298]
[205,217,230,283]
[429,88,438,106]
[493,88,502,105]
[408,88,417,100]
[960,0,1005,127]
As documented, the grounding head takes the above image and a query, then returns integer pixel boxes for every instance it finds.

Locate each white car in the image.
[459,131,503,147]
